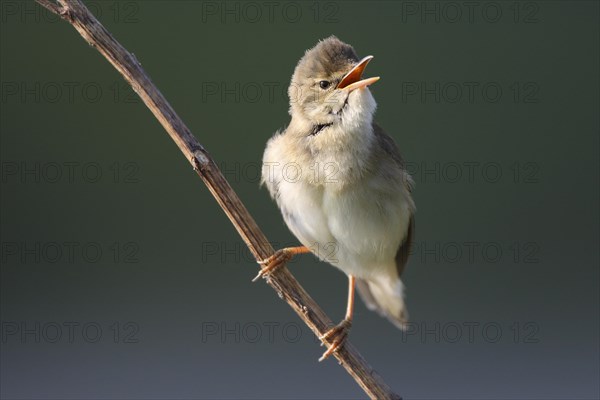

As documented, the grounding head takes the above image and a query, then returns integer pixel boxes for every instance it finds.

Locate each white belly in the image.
[276,175,412,280]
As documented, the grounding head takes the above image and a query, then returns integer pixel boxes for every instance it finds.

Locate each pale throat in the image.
[305,95,377,187]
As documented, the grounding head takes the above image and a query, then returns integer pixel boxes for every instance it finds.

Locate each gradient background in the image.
[1,1,598,399]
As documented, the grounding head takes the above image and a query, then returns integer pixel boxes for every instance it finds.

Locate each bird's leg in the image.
[319,275,355,362]
[252,246,310,282]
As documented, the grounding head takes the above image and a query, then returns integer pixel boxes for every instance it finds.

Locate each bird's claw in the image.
[252,248,293,282]
[318,318,352,362]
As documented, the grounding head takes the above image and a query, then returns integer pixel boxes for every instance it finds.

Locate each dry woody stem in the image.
[35,1,401,399]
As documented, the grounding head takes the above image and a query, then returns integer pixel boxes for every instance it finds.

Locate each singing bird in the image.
[257,36,415,361]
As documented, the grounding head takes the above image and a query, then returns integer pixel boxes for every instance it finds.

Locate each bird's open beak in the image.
[337,55,380,91]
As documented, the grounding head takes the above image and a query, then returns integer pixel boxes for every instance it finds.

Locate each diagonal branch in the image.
[34,1,401,399]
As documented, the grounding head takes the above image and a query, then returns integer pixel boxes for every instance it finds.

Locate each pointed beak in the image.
[337,55,380,91]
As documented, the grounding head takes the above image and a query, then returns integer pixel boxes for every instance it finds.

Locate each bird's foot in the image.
[318,318,352,362]
[252,246,310,282]
[252,248,294,282]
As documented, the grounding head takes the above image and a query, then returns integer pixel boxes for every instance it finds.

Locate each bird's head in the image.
[288,36,379,135]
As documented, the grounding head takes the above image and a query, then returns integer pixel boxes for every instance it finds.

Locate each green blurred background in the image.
[1,1,598,398]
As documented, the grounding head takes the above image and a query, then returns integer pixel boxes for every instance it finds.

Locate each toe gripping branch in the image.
[252,246,310,282]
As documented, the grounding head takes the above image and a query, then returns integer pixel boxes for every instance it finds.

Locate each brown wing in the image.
[356,123,415,317]
[373,123,414,193]
[373,122,405,165]
[373,122,415,275]
[395,216,414,277]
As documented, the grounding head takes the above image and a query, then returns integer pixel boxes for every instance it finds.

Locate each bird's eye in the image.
[319,80,331,89]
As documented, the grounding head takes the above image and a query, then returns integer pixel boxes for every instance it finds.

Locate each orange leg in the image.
[319,275,355,361]
[252,246,310,282]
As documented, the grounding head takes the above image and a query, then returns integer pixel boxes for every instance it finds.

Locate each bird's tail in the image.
[356,275,409,330]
